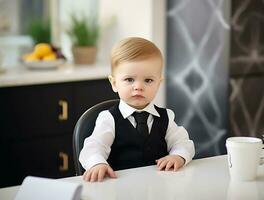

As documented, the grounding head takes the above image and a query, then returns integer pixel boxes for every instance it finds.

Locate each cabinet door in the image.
[0,84,74,139]
[0,134,74,187]
[73,79,118,120]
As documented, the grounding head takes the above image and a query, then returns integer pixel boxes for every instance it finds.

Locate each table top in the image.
[1,155,264,200]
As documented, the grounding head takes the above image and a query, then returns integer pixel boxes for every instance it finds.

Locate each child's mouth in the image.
[133,95,144,98]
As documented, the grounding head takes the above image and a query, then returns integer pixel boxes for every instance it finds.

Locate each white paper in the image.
[15,176,82,200]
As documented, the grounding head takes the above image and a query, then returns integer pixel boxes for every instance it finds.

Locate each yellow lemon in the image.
[23,53,39,62]
[34,43,53,57]
[43,53,57,61]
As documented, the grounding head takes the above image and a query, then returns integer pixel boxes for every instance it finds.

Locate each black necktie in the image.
[133,111,149,137]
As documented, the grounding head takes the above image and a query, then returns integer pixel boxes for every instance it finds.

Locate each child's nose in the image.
[133,81,144,90]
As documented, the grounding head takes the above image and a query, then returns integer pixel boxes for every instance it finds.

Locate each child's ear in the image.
[108,75,118,93]
[158,76,164,86]
[156,76,163,88]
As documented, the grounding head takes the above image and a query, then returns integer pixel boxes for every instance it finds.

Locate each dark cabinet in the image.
[1,84,74,139]
[0,79,117,187]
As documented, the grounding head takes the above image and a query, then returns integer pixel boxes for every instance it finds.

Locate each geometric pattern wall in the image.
[230,0,264,139]
[166,0,230,158]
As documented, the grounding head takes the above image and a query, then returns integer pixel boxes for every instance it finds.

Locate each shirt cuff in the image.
[169,150,193,166]
[80,154,108,170]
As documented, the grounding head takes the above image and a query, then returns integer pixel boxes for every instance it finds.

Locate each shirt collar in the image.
[119,99,160,119]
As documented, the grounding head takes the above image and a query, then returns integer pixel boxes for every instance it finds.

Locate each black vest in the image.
[107,103,168,170]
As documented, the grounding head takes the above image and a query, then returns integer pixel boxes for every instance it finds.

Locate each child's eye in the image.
[124,78,134,83]
[145,79,153,83]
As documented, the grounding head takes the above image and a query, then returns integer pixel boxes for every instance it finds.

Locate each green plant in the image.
[67,14,99,47]
[27,18,51,44]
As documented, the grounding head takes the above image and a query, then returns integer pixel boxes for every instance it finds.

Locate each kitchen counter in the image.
[0,63,111,88]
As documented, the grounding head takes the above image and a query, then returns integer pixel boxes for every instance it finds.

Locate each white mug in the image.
[226,137,264,181]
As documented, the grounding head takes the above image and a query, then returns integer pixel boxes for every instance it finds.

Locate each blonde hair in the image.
[110,37,163,74]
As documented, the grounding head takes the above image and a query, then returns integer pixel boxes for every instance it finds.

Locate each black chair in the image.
[72,99,119,175]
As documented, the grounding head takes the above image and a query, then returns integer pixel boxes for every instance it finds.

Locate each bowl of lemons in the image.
[22,43,66,69]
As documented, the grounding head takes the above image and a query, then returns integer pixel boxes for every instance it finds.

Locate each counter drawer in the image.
[0,134,75,186]
[0,84,74,138]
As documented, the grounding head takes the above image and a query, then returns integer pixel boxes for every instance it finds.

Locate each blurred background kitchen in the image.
[0,0,263,187]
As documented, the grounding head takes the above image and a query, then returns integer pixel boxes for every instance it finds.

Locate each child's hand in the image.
[83,163,117,182]
[156,155,185,171]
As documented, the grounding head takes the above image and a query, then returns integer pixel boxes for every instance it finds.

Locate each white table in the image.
[1,155,264,200]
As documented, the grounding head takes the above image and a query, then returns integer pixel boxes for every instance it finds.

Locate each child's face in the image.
[109,57,162,109]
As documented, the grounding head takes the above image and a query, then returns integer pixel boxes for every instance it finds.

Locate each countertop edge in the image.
[0,64,111,88]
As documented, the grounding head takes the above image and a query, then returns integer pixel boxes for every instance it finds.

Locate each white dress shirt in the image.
[79,100,195,170]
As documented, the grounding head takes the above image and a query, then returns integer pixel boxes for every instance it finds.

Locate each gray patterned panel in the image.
[230,0,264,138]
[166,0,230,158]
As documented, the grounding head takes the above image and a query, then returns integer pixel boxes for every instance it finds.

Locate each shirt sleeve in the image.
[79,110,115,170]
[165,109,195,165]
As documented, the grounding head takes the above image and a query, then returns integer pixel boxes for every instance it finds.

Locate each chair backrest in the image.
[72,99,119,175]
